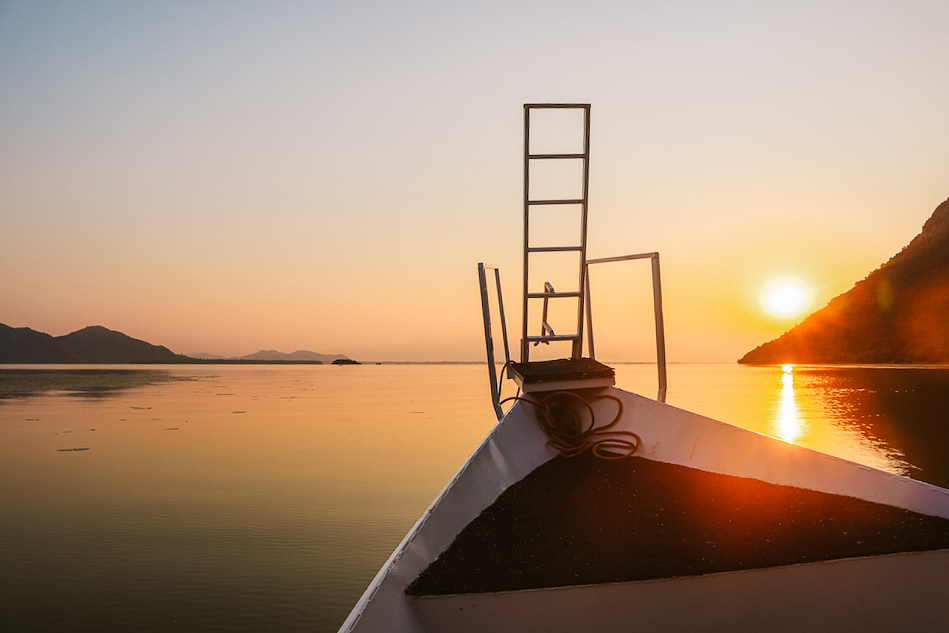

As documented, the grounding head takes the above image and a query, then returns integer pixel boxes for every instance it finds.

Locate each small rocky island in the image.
[740,197,949,364]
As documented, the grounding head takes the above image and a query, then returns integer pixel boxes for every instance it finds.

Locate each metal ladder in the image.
[479,103,668,419]
[521,103,591,362]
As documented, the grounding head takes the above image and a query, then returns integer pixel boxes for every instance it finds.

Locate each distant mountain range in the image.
[740,197,949,364]
[0,324,350,364]
[187,349,349,363]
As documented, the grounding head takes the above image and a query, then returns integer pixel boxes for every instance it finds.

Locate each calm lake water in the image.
[1,362,948,632]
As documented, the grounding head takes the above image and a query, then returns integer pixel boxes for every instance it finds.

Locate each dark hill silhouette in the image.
[0,324,184,364]
[740,197,949,364]
[239,349,348,363]
[1,324,350,364]
[0,324,79,363]
[57,326,182,363]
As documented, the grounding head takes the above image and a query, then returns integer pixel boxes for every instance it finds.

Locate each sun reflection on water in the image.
[777,364,802,442]
[764,364,914,476]
[615,363,937,481]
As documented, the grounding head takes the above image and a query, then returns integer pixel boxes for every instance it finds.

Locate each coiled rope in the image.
[502,391,641,459]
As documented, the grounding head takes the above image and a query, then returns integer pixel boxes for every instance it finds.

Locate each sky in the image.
[1,0,947,362]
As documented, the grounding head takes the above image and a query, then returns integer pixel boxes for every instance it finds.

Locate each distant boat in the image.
[332,358,361,365]
[338,105,949,632]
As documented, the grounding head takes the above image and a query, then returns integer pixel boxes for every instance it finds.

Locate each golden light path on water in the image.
[778,364,801,443]
[612,363,912,477]
[773,364,909,474]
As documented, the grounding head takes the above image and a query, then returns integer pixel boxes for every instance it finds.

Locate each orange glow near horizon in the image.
[1,3,946,362]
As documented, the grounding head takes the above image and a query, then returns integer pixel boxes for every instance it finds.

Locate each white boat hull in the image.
[339,387,949,632]
[412,549,949,632]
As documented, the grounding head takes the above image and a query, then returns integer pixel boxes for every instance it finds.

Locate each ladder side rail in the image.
[478,263,504,420]
[584,252,667,403]
[573,105,592,360]
[521,106,531,362]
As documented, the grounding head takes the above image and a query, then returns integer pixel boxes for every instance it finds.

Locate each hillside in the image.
[0,324,351,364]
[740,197,949,364]
[0,324,183,364]
[0,324,79,363]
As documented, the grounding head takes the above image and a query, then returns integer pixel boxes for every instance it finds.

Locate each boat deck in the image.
[408,453,949,595]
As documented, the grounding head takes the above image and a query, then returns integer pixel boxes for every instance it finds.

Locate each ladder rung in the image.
[528,199,585,206]
[525,334,580,342]
[525,103,591,109]
[527,291,581,299]
[528,153,586,160]
[527,246,583,253]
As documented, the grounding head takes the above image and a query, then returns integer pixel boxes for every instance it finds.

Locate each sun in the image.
[760,276,813,319]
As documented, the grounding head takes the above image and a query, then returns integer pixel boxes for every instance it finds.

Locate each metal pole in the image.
[478,263,503,419]
[494,268,511,366]
[585,263,595,359]
[652,254,668,402]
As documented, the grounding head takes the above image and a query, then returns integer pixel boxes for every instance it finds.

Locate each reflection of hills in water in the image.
[0,369,186,399]
[787,366,949,486]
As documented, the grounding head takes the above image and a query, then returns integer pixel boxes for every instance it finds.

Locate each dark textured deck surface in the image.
[407,454,949,595]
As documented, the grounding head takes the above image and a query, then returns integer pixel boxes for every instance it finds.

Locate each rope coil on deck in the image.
[503,391,641,459]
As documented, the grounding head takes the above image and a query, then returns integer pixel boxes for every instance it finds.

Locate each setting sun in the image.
[760,276,814,319]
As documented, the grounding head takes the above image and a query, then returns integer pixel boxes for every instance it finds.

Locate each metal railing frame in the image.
[584,252,667,402]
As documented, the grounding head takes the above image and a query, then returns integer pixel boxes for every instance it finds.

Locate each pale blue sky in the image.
[2,0,947,360]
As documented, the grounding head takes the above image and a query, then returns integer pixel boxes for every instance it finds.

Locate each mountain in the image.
[0,324,79,363]
[239,349,349,363]
[58,326,183,363]
[0,325,353,364]
[0,324,183,363]
[740,197,949,364]
[0,324,353,364]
